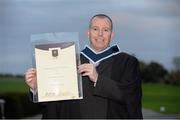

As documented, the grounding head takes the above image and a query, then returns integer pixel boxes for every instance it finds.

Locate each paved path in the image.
[142,108,180,119]
[25,108,180,119]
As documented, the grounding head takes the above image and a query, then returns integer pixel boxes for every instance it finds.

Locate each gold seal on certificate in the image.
[34,42,82,102]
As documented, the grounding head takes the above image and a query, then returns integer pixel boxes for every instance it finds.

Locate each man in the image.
[25,14,143,118]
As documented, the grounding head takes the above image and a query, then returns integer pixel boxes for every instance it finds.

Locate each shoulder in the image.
[114,52,138,63]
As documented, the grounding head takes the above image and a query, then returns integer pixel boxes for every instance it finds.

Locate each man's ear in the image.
[86,30,90,38]
[111,32,115,40]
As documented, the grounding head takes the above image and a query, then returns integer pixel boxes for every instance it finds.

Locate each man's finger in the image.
[82,71,90,76]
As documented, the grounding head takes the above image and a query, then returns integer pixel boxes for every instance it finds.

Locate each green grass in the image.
[0,77,29,93]
[142,83,180,114]
[0,77,180,114]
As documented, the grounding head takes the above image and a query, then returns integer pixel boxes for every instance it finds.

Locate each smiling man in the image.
[25,14,143,119]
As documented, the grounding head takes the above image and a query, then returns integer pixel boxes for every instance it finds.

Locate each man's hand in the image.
[25,68,37,90]
[78,63,98,83]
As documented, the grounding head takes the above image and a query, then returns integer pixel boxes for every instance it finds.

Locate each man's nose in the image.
[98,30,103,36]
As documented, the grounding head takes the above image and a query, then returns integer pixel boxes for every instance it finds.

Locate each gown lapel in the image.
[96,56,114,74]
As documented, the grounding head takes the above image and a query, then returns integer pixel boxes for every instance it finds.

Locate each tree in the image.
[139,61,168,83]
[168,70,180,85]
[173,57,180,70]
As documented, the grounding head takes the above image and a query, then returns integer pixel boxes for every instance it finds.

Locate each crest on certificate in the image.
[49,47,61,58]
[52,49,58,57]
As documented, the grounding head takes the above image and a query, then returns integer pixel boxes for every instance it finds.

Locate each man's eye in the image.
[93,28,97,31]
[104,29,110,32]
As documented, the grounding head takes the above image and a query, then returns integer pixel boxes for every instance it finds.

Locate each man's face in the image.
[88,17,114,52]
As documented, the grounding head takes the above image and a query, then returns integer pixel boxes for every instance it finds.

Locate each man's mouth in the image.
[95,37,104,42]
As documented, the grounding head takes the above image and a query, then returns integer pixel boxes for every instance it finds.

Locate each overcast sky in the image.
[0,0,180,75]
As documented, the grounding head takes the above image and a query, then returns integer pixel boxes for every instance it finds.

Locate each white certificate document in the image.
[35,43,82,102]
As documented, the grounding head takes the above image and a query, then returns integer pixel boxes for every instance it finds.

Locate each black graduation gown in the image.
[41,52,143,119]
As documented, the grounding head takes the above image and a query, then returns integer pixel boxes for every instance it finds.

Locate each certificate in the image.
[34,42,82,102]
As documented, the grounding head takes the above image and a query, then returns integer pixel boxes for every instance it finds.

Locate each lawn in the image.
[142,83,180,114]
[0,77,180,114]
[0,77,29,93]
